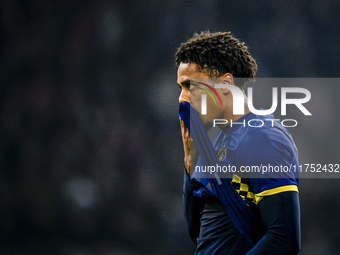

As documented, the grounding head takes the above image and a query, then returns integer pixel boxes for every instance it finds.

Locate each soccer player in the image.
[176,32,301,254]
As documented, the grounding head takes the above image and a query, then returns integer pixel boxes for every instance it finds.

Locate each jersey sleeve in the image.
[236,127,299,204]
[246,191,301,254]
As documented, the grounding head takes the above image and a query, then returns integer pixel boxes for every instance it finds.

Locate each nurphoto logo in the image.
[192,80,312,128]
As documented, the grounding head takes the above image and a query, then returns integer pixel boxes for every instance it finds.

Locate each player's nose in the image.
[179,88,190,103]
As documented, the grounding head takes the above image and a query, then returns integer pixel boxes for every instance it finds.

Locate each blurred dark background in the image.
[0,0,340,254]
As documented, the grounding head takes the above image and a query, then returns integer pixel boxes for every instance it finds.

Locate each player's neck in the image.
[220,103,250,132]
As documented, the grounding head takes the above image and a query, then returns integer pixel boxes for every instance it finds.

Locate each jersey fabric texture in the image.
[192,111,299,203]
[182,107,300,254]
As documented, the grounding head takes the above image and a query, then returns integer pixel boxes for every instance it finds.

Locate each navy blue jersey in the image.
[192,111,299,202]
[184,111,300,254]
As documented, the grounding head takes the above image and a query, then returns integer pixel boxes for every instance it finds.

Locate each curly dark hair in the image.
[175,31,257,88]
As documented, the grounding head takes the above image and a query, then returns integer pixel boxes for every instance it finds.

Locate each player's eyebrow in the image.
[178,79,191,88]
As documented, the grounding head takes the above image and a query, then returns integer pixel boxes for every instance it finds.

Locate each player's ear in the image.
[219,73,235,95]
[220,73,234,85]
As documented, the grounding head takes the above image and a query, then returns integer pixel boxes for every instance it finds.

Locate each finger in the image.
[180,119,190,139]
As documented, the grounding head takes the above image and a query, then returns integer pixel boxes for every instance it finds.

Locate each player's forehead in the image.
[177,63,208,85]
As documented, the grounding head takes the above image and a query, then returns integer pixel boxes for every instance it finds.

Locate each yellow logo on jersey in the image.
[217,145,227,162]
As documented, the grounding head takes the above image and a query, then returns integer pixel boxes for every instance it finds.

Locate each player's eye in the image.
[178,82,192,90]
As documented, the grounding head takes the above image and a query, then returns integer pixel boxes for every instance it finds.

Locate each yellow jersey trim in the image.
[254,185,299,204]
